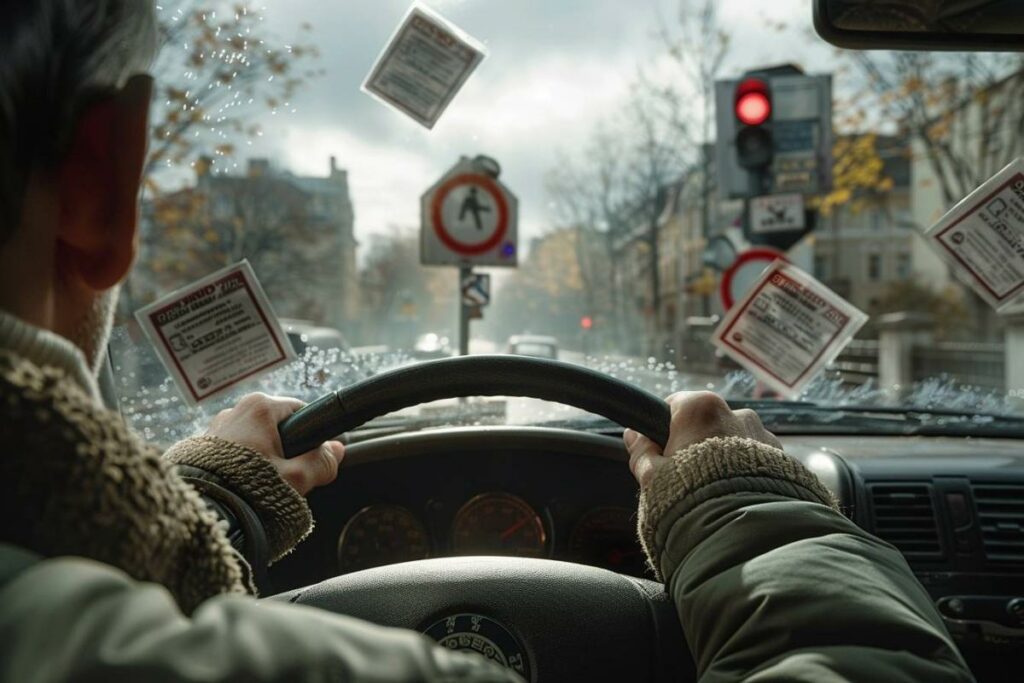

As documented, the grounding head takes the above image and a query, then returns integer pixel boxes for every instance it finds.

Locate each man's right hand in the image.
[623,391,782,489]
[205,393,344,496]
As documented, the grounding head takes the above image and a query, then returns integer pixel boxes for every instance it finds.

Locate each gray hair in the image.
[0,0,157,244]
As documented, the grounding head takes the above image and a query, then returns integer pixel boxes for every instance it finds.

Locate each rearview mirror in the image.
[813,0,1024,51]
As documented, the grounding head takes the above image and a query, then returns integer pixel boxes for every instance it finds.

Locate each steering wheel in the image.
[274,356,692,682]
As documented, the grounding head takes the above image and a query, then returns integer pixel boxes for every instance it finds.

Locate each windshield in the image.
[111,0,1024,444]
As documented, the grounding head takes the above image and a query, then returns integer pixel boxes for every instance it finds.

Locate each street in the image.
[407,339,727,427]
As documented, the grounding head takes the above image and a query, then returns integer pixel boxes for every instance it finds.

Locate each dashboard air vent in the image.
[868,483,943,559]
[972,484,1024,565]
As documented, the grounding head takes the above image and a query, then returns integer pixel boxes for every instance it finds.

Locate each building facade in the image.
[134,156,358,332]
[812,135,921,317]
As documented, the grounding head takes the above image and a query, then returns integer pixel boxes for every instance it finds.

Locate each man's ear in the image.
[56,74,153,292]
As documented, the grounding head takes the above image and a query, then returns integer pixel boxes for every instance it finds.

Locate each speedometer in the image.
[451,493,546,558]
[337,505,430,573]
[569,507,647,576]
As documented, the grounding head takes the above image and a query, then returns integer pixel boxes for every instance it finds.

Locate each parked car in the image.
[507,334,559,359]
[282,319,353,355]
[412,332,452,360]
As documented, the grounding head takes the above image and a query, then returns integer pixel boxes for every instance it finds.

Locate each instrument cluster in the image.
[336,492,647,577]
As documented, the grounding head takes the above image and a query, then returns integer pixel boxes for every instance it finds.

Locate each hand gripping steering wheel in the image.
[274,356,691,682]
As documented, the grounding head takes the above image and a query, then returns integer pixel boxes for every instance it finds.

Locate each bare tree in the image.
[138,173,336,322]
[620,85,690,352]
[543,125,629,348]
[654,0,731,237]
[543,0,729,356]
[357,228,454,346]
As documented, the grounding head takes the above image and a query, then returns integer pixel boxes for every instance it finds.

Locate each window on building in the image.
[867,253,882,281]
[894,208,912,229]
[896,252,912,280]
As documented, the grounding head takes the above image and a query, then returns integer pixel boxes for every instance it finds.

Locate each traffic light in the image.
[734,77,773,170]
[715,65,832,200]
[580,315,593,330]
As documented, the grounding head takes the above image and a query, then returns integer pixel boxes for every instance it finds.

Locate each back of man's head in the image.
[0,0,157,244]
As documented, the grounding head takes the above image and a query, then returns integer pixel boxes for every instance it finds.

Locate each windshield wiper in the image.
[745,403,1024,437]
[538,401,1024,438]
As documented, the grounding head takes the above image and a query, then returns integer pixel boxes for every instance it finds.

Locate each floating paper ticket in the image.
[713,261,868,397]
[135,260,295,405]
[926,157,1024,311]
[362,3,486,129]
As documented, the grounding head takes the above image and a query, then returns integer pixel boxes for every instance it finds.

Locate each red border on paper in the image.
[430,173,510,255]
[718,267,850,389]
[933,173,1024,302]
[719,247,787,310]
[147,269,288,402]
[364,10,480,125]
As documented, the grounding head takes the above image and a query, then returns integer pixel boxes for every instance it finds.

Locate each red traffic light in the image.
[580,315,593,330]
[735,78,771,126]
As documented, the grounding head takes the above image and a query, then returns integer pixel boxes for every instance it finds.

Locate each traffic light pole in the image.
[458,265,471,356]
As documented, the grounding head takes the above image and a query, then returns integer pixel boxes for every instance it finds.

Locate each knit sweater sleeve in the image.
[637,436,837,580]
[164,437,313,563]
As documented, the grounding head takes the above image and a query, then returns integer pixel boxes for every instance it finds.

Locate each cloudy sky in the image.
[233,0,835,247]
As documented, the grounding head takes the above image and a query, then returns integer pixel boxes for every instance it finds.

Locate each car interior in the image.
[237,354,1021,682]
[87,1,1024,681]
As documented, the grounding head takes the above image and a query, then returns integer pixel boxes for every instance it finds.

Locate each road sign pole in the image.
[458,265,471,356]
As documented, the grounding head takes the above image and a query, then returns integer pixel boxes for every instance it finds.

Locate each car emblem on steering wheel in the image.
[423,613,530,680]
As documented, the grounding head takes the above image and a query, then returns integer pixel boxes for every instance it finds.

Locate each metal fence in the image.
[911,342,1005,392]
[831,339,1006,392]
[830,339,880,385]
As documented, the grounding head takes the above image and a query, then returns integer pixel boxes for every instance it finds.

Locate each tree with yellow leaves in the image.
[832,52,1024,340]
[819,133,897,218]
[146,1,321,181]
[840,52,1024,207]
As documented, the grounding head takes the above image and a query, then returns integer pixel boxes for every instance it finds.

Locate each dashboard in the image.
[271,428,649,590]
[269,426,1024,683]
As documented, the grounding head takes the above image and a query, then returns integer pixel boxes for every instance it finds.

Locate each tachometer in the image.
[569,507,647,576]
[337,505,430,573]
[451,493,546,558]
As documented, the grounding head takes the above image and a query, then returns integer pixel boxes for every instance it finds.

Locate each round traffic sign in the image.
[430,173,509,256]
[720,247,787,310]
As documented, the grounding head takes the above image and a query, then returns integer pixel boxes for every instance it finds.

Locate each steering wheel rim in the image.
[278,355,672,458]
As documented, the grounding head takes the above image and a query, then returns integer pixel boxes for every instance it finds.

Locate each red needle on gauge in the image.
[500,516,529,542]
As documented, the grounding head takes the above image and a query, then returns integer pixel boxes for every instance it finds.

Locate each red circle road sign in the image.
[720,247,788,311]
[430,173,510,256]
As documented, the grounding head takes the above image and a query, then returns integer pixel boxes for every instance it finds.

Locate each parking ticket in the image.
[362,3,486,129]
[925,157,1024,311]
[135,261,295,405]
[713,262,868,398]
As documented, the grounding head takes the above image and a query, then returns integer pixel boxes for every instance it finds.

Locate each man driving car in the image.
[0,1,975,681]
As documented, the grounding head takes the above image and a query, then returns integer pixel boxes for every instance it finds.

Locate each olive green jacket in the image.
[638,436,975,682]
[0,437,975,682]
